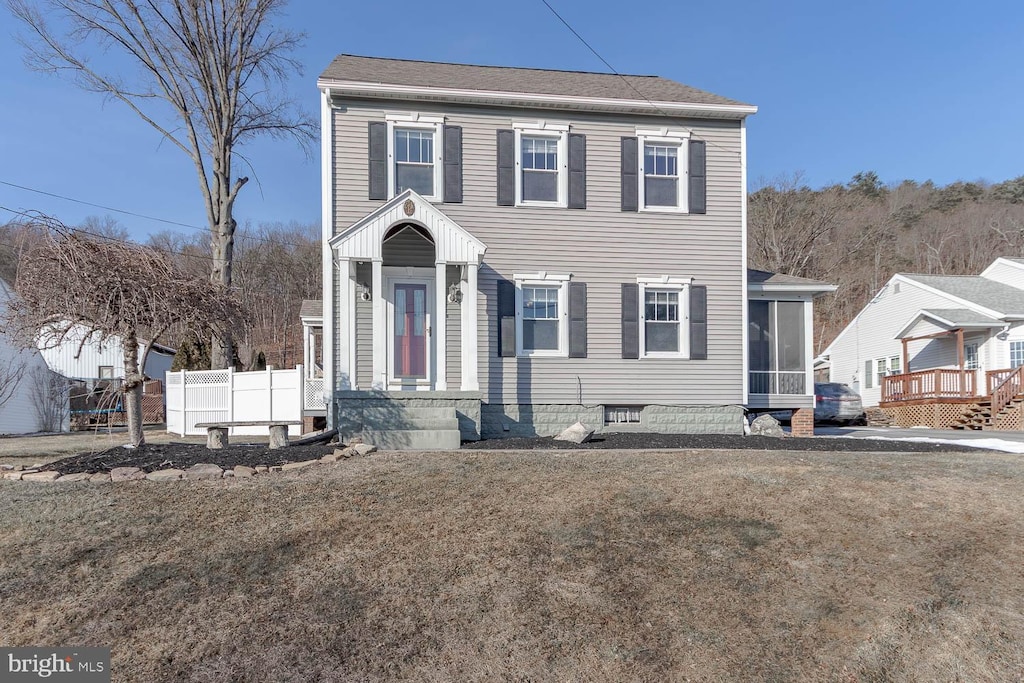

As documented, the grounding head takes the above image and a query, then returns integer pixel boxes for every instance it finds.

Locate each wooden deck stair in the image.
[951,395,1024,430]
[951,400,991,430]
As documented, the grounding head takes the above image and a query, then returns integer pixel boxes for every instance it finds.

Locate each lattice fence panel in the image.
[885,403,969,429]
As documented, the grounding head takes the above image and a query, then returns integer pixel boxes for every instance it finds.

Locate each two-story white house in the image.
[308,55,833,447]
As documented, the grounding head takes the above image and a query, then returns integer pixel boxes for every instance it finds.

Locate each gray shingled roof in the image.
[747,268,833,287]
[920,308,1002,326]
[320,55,750,107]
[902,275,1024,316]
[300,300,322,319]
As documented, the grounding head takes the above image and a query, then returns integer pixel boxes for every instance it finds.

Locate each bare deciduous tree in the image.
[9,216,239,446]
[7,0,315,368]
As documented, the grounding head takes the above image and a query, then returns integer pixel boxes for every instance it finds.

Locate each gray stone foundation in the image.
[479,403,745,439]
[332,393,745,443]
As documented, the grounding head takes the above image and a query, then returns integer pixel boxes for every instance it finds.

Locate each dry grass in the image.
[1,449,1022,682]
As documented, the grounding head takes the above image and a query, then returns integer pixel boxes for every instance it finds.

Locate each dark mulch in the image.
[47,442,339,475]
[462,432,993,453]
[44,430,990,475]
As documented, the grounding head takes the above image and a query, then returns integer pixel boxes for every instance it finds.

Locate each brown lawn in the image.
[1,448,1022,682]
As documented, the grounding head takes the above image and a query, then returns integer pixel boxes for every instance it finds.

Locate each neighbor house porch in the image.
[879,309,1024,429]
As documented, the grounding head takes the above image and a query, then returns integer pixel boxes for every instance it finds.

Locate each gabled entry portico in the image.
[328,190,487,392]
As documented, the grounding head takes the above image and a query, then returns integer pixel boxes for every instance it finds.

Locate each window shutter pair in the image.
[496,280,587,357]
[620,137,706,213]
[496,131,587,208]
[620,284,707,359]
[367,122,463,202]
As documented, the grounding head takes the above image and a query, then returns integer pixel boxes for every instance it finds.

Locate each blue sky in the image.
[1,0,1022,242]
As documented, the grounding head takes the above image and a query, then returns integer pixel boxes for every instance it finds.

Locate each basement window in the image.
[604,406,642,425]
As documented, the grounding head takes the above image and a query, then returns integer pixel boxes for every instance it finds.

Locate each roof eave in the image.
[318,79,758,119]
[747,283,837,295]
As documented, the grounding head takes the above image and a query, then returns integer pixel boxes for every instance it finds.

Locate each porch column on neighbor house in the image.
[957,327,966,397]
[460,261,479,391]
[337,258,352,389]
[371,258,385,389]
[435,261,448,390]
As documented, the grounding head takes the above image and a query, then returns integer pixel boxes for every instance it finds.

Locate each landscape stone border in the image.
[0,443,378,483]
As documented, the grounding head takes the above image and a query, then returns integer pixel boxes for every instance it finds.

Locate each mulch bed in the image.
[47,442,339,475]
[41,431,991,475]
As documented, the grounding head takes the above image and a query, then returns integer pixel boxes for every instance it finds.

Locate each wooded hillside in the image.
[748,173,1024,351]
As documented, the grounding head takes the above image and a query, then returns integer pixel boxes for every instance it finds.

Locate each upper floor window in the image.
[394,129,435,196]
[637,128,690,212]
[514,122,568,207]
[385,114,444,200]
[98,366,114,379]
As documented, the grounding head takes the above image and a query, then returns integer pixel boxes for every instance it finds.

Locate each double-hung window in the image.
[386,114,444,200]
[514,122,568,207]
[1011,341,1024,368]
[964,343,979,370]
[637,277,690,358]
[514,272,570,356]
[637,128,689,212]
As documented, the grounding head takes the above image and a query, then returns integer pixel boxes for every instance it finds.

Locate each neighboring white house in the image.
[37,323,176,381]
[822,257,1024,408]
[0,279,65,434]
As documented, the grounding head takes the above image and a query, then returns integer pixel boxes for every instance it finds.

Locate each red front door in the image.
[393,283,427,379]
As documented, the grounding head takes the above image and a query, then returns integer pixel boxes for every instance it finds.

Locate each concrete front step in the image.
[361,406,455,420]
[360,428,462,450]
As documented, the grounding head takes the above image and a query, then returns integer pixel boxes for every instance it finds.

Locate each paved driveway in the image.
[814,425,1024,452]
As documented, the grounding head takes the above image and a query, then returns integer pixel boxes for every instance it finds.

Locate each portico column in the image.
[435,261,448,390]
[337,258,352,389]
[371,258,385,389]
[461,261,479,391]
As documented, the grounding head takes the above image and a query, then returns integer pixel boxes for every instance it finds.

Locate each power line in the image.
[538,0,744,159]
[0,179,318,251]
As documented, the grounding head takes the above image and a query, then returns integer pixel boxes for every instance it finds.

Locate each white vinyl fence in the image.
[166,366,326,437]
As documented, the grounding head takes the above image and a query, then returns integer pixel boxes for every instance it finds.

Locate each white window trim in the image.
[513,271,571,357]
[637,127,690,214]
[386,113,445,201]
[637,275,692,359]
[513,121,569,208]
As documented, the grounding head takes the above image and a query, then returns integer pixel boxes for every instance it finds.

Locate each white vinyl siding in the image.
[332,102,744,405]
[824,278,990,407]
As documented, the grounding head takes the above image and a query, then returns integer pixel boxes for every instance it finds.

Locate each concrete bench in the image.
[194,421,302,450]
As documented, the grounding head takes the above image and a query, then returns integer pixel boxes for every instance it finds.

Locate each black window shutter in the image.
[497,279,516,357]
[443,125,463,203]
[688,139,707,214]
[621,137,638,212]
[568,281,587,358]
[368,122,387,200]
[568,133,587,209]
[497,130,515,206]
[621,283,639,359]
[689,285,707,360]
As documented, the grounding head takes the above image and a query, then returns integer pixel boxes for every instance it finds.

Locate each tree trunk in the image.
[209,168,240,370]
[122,330,145,447]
